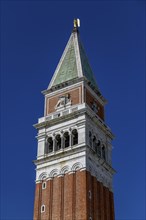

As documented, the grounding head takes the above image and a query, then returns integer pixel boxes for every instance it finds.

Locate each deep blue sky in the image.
[1,1,145,220]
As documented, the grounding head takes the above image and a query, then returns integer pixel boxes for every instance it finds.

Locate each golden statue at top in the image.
[74,18,80,28]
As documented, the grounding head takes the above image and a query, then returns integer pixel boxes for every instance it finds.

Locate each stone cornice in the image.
[33,108,86,129]
[44,81,83,98]
[34,104,114,139]
[33,144,86,166]
[42,77,84,95]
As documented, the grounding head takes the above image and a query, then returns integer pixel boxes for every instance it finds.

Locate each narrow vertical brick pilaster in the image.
[51,176,62,220]
[64,173,74,220]
[60,176,64,220]
[103,186,107,220]
[97,181,101,219]
[109,191,115,220]
[106,188,110,220]
[99,182,104,220]
[72,172,76,220]
[33,183,41,220]
[86,171,91,219]
[75,170,87,220]
[41,180,49,220]
[93,176,98,220]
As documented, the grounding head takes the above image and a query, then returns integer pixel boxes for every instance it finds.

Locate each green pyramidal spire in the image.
[48,20,98,89]
[51,34,78,86]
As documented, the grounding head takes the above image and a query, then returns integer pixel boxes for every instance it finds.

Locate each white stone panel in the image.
[37,137,45,157]
[36,150,86,181]
[78,126,86,144]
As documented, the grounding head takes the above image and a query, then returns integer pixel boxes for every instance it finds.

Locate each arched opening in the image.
[45,137,53,154]
[42,181,46,189]
[93,136,96,151]
[64,132,70,148]
[97,140,101,157]
[47,137,53,153]
[102,145,106,160]
[72,129,78,145]
[41,205,45,213]
[89,131,92,147]
[55,134,61,151]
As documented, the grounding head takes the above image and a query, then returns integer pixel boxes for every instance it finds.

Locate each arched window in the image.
[97,140,101,157]
[89,131,92,147]
[48,137,53,153]
[45,137,53,154]
[64,132,70,148]
[102,145,106,160]
[42,181,46,189]
[41,205,45,213]
[72,129,78,145]
[55,134,61,151]
[93,136,96,151]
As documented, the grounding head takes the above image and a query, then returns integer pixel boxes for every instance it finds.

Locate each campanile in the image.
[33,19,115,220]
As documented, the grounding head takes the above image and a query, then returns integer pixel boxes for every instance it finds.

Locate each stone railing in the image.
[38,103,86,123]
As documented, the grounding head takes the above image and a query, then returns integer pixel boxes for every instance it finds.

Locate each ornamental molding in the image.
[86,158,113,191]
[43,78,84,96]
[38,162,84,180]
[36,162,113,191]
[34,108,86,130]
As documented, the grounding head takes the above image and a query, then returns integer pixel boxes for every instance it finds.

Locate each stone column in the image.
[69,131,72,147]
[61,134,64,149]
[53,136,55,152]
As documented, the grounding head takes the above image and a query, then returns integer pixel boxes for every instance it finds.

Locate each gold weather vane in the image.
[73,18,80,28]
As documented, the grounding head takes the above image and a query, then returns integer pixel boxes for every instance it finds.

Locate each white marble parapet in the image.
[38,103,86,124]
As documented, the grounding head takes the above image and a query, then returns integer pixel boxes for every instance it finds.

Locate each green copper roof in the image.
[50,30,98,89]
[52,36,78,86]
[79,39,98,88]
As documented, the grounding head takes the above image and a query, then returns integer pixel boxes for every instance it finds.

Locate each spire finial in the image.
[73,18,80,29]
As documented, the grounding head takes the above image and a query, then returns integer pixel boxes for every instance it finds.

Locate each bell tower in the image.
[33,19,115,220]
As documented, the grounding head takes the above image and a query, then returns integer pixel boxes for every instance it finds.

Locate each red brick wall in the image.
[33,183,41,220]
[109,191,115,220]
[86,171,93,219]
[99,182,105,220]
[75,170,87,220]
[105,186,110,220]
[103,186,107,220]
[63,173,74,219]
[93,176,98,220]
[33,171,115,220]
[41,180,49,220]
[96,179,101,219]
[48,179,53,220]
[85,88,104,120]
[51,176,62,219]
